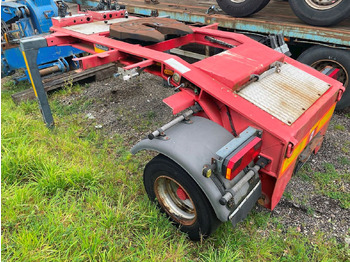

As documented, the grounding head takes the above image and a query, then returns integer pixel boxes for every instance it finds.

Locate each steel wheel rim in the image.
[304,0,342,10]
[230,0,246,3]
[154,176,196,225]
[311,59,348,87]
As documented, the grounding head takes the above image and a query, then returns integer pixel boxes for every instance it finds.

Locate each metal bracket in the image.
[268,34,291,56]
[117,67,140,81]
[147,104,202,140]
[219,166,260,205]
[206,5,221,14]
[250,61,282,82]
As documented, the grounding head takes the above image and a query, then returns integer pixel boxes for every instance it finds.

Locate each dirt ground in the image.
[60,72,350,243]
[270,110,350,243]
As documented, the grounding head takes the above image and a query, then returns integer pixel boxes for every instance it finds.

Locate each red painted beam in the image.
[73,50,122,70]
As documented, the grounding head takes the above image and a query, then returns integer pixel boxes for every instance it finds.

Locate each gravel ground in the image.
[271,110,350,243]
[60,72,350,243]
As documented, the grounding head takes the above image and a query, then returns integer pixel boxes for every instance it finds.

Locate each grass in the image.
[341,141,350,153]
[338,156,350,166]
[297,163,350,209]
[2,83,349,261]
[313,164,350,209]
[334,124,346,131]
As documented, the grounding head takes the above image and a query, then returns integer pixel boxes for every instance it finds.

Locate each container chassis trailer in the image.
[21,8,344,240]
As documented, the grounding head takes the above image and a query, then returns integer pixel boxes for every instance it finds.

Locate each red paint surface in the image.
[47,12,344,210]
[177,187,188,201]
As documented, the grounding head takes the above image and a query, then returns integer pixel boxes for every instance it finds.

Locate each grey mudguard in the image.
[131,116,234,222]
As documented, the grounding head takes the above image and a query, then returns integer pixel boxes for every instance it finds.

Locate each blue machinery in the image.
[1,0,82,81]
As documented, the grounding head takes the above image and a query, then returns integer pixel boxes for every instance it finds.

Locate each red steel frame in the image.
[44,10,344,210]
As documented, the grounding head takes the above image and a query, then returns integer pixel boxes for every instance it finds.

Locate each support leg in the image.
[20,36,54,128]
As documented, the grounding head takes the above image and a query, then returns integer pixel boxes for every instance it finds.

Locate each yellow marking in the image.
[164,69,174,76]
[4,33,9,43]
[280,104,336,176]
[94,45,106,53]
[316,104,336,133]
[226,168,231,180]
[281,138,307,174]
[205,169,212,178]
[22,51,38,97]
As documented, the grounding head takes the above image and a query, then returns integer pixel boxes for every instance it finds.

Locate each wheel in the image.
[297,46,350,110]
[289,0,350,26]
[255,0,270,13]
[216,0,269,17]
[143,154,220,240]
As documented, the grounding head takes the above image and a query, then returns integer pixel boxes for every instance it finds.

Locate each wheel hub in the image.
[311,59,348,87]
[305,0,342,10]
[154,176,196,225]
[176,187,188,200]
[230,0,246,3]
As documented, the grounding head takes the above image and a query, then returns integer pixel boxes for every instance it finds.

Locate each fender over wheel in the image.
[216,0,270,17]
[289,0,350,26]
[143,154,221,240]
[297,46,350,110]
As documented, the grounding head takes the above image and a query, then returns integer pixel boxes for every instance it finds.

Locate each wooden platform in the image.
[12,63,117,104]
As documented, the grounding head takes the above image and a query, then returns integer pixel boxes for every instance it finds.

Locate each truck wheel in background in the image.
[255,0,271,13]
[289,0,350,26]
[297,46,350,110]
[143,154,220,240]
[216,0,270,17]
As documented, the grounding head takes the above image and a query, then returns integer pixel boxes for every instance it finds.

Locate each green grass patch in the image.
[341,141,350,153]
[338,156,350,166]
[193,213,347,261]
[334,124,346,131]
[298,163,350,209]
[1,77,31,92]
[312,164,350,209]
[2,84,348,261]
[283,191,293,201]
[296,164,313,182]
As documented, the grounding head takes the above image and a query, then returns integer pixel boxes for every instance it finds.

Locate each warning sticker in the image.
[165,58,191,74]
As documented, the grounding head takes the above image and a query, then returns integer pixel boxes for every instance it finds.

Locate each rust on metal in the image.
[238,63,331,125]
[298,133,324,163]
[39,65,60,76]
[109,17,193,43]
[154,175,197,226]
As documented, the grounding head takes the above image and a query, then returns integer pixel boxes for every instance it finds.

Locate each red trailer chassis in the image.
[20,8,344,239]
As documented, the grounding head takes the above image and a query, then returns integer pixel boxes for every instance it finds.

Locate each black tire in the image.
[143,154,220,240]
[255,0,270,13]
[289,0,350,27]
[216,0,269,17]
[297,46,350,110]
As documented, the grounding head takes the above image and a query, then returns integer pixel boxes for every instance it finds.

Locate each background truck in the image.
[21,8,344,240]
[215,0,350,27]
[66,0,350,109]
